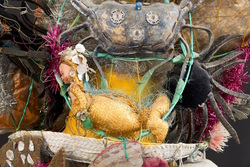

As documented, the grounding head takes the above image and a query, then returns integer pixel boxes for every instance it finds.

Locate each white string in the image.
[178,143,183,167]
[0,4,27,11]
[24,1,37,13]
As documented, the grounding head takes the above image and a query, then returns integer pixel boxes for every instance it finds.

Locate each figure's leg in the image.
[193,103,208,142]
[178,35,191,80]
[146,94,170,143]
[201,51,244,69]
[187,108,194,143]
[212,89,236,121]
[208,92,240,144]
[211,60,245,78]
[165,105,183,143]
[79,35,95,44]
[58,22,89,43]
[182,25,214,58]
[212,79,250,100]
[201,35,242,63]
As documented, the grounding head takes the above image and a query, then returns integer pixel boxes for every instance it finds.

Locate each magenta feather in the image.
[42,25,72,93]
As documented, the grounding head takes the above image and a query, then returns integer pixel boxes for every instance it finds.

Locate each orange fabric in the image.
[0,69,40,130]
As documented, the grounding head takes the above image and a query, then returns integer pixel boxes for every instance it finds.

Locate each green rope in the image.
[180,40,188,56]
[71,13,82,28]
[57,0,67,26]
[91,131,129,161]
[164,0,169,4]
[55,72,71,110]
[92,130,105,137]
[30,58,46,83]
[46,0,55,4]
[89,51,201,63]
[135,0,179,138]
[16,80,34,131]
[123,138,129,161]
[191,144,200,159]
[88,51,165,62]
[22,122,32,131]
[189,12,194,57]
[7,109,17,130]
[118,137,129,161]
[64,96,71,110]
[162,12,194,120]
[211,51,232,60]
[135,130,150,141]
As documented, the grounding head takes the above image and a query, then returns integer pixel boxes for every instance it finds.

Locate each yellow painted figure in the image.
[59,45,170,143]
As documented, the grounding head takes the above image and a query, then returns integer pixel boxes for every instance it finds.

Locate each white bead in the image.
[27,154,34,165]
[20,154,26,165]
[18,141,25,152]
[75,44,86,54]
[70,70,76,77]
[6,159,13,167]
[29,140,34,152]
[6,150,14,161]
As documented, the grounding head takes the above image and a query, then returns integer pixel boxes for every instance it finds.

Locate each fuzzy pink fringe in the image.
[208,122,231,152]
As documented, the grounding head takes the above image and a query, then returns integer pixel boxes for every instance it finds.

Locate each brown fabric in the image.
[48,148,66,167]
[191,0,249,51]
[0,136,43,167]
[0,68,40,130]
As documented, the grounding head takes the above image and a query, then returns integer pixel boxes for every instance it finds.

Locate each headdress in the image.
[59,44,95,82]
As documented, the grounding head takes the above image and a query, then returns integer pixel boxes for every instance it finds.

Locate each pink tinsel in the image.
[221,42,250,102]
[36,160,50,167]
[42,25,72,93]
[36,162,48,167]
[195,40,250,140]
[195,102,219,140]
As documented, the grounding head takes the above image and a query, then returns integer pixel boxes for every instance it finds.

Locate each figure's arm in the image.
[69,83,77,102]
[70,83,89,114]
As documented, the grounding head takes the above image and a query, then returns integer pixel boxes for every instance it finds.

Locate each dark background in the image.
[207,82,250,167]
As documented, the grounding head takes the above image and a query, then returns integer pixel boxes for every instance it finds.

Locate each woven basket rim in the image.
[9,130,205,163]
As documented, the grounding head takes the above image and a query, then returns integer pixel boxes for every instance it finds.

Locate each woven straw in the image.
[9,131,201,163]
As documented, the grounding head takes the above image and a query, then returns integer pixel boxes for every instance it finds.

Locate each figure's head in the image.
[59,62,73,84]
[58,44,93,85]
[59,53,79,84]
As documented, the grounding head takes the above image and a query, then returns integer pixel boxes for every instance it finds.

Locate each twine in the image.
[213,0,221,34]
[16,80,34,131]
[242,16,250,46]
[70,13,82,28]
[56,0,67,26]
[162,12,194,120]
